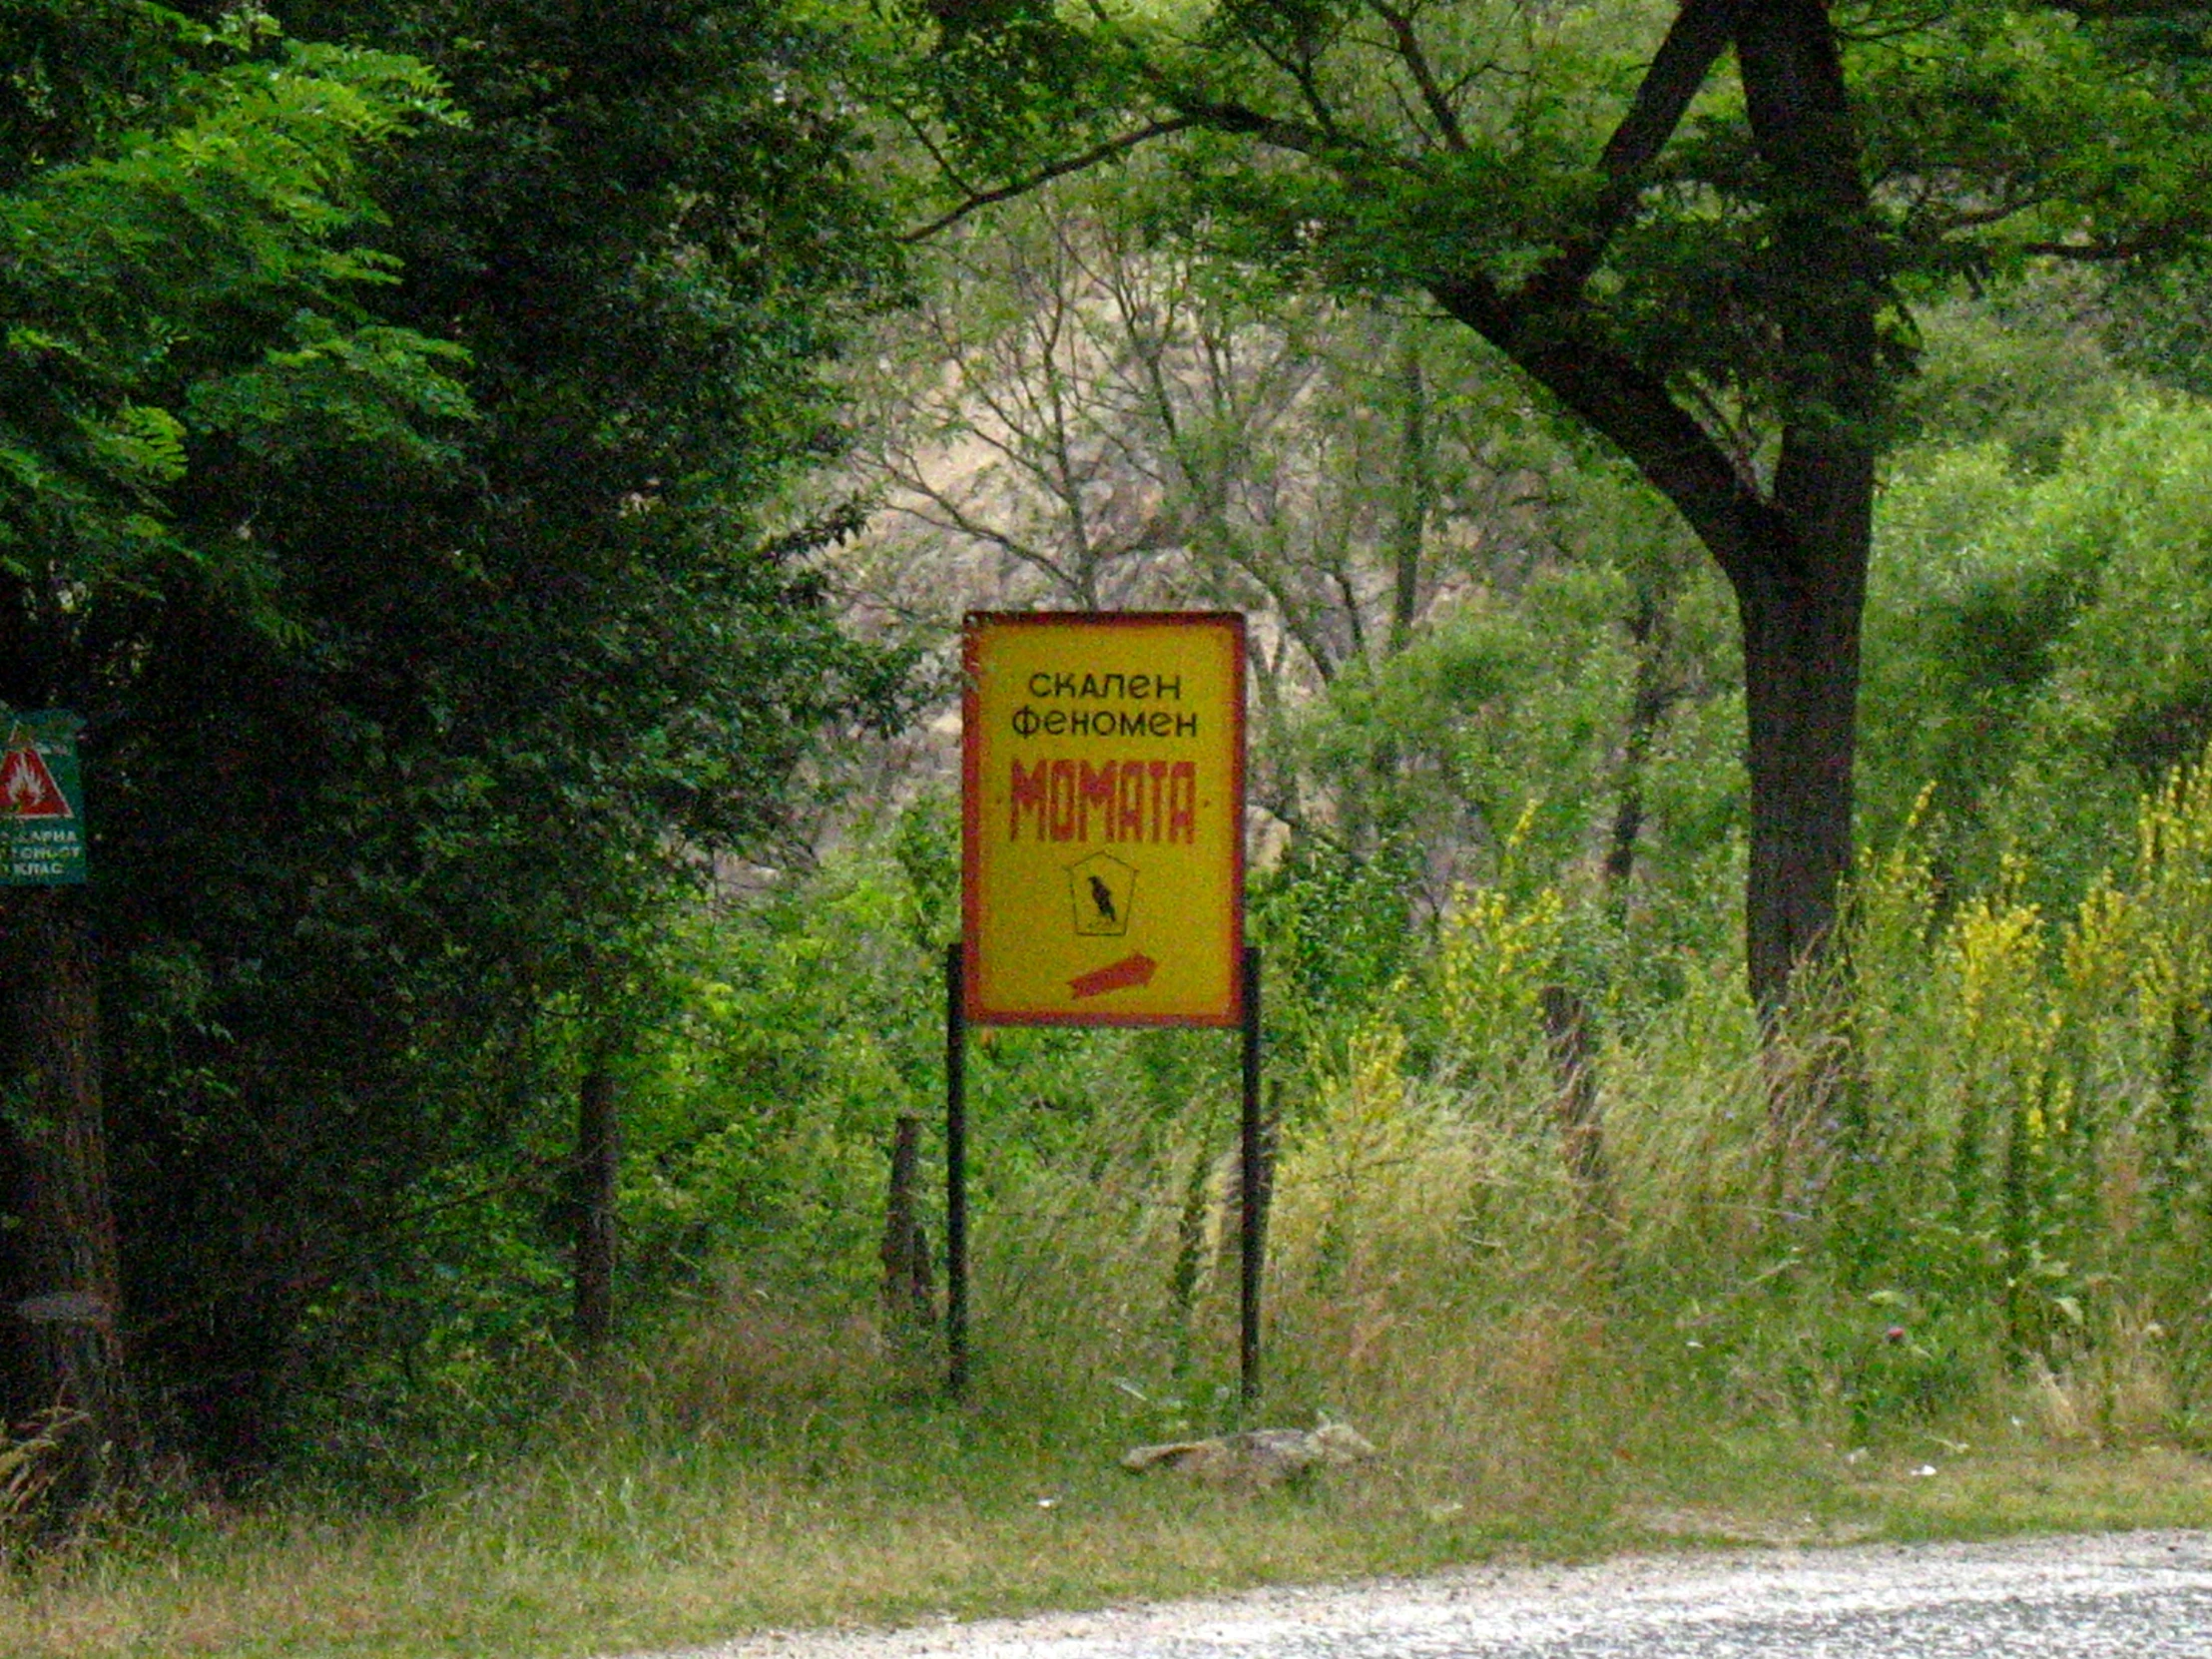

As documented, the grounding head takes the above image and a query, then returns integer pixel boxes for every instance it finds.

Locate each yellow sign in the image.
[962,612,1246,1026]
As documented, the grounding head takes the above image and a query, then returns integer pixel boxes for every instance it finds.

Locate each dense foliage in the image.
[2,0,903,1485]
[100,0,907,1470]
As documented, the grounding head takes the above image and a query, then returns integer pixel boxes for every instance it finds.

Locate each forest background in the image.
[7,2,2212,1655]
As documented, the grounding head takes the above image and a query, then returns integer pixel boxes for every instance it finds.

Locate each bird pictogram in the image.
[1066,851,1136,937]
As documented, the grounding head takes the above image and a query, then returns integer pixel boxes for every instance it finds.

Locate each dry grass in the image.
[4,1252,2209,1659]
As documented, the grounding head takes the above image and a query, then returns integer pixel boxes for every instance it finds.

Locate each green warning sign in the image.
[1,712,87,885]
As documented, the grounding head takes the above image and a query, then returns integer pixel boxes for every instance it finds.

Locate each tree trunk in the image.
[1734,0,1881,1022]
[1388,328,1428,655]
[1734,532,1866,1020]
[1603,585,1674,897]
[572,1056,618,1352]
[1165,1136,1216,1379]
[1540,985,1614,1241]
[1431,0,1878,1020]
[0,885,138,1518]
[879,1113,934,1337]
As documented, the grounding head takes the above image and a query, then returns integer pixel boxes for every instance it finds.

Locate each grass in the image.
[5,1274,2210,1659]
[16,763,2212,1657]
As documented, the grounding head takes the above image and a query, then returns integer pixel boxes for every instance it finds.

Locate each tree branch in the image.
[2042,1,2212,17]
[1429,271,1775,588]
[1367,0,1470,154]
[1171,95,1369,164]
[2018,231,2200,261]
[900,118,1202,243]
[1519,0,1745,309]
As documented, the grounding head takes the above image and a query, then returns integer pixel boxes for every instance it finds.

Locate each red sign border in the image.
[961,610,1247,1028]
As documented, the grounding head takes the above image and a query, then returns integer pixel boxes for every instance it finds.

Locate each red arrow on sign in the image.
[1069,952,1157,999]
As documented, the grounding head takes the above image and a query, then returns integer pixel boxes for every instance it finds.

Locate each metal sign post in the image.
[949,612,1263,1401]
[945,941,969,1398]
[1239,944,1265,1403]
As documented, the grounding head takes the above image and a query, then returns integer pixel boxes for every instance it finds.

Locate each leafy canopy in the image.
[0,4,468,627]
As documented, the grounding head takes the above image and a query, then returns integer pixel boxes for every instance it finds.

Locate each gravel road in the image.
[633,1530,2212,1658]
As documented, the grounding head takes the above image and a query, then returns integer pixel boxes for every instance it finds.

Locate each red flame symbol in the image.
[0,746,68,817]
